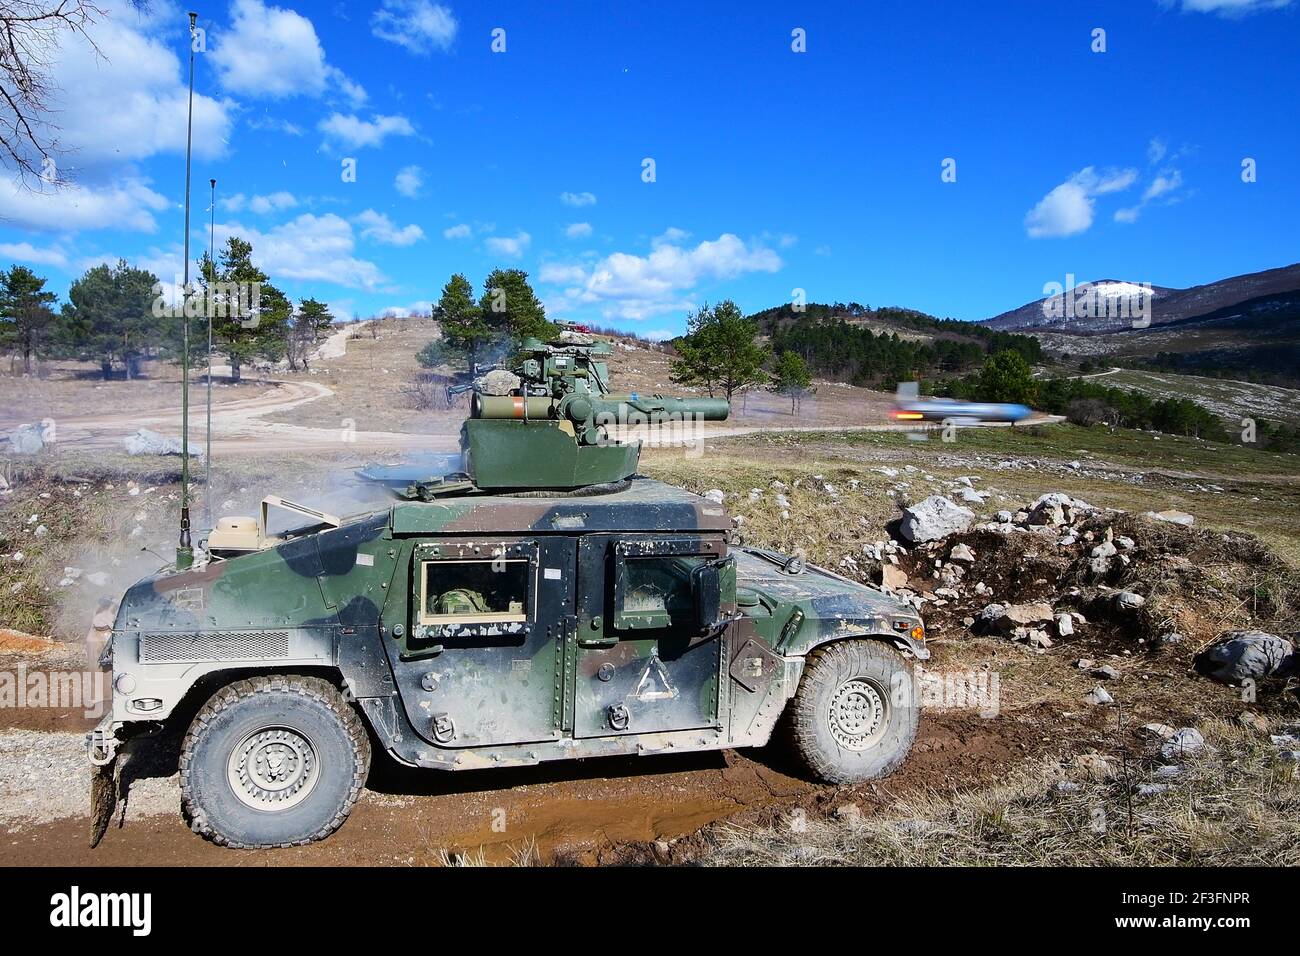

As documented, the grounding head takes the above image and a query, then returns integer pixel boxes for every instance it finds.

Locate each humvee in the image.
[89,333,926,848]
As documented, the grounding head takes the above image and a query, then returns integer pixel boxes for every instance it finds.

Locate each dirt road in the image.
[14,372,1061,459]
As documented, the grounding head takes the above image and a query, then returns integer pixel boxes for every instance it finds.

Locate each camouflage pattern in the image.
[93,478,926,774]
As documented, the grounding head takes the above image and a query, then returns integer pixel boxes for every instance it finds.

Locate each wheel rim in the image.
[227,727,319,811]
[828,678,888,751]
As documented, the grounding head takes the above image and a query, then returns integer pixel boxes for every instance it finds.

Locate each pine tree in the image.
[0,265,58,373]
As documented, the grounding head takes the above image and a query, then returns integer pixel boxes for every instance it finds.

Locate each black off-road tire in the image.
[786,640,918,785]
[180,675,370,849]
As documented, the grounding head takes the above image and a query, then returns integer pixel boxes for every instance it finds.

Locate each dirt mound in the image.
[890,500,1300,670]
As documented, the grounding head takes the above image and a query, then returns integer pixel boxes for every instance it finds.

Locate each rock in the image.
[475,369,521,395]
[1088,540,1117,576]
[1112,591,1146,613]
[1155,764,1182,777]
[949,543,975,563]
[1140,723,1176,739]
[1028,492,1094,527]
[1195,631,1295,685]
[1026,629,1052,649]
[1156,631,1185,647]
[1160,727,1205,761]
[1074,753,1117,781]
[1003,602,1055,626]
[1055,613,1074,637]
[1135,784,1169,797]
[124,429,200,457]
[774,493,790,509]
[7,423,45,454]
[86,571,111,587]
[1091,664,1119,681]
[33,524,48,537]
[898,496,976,544]
[1279,751,1300,763]
[995,510,1013,523]
[1076,658,1095,669]
[1144,509,1194,527]
[880,564,909,590]
[1084,686,1113,705]
[702,489,725,504]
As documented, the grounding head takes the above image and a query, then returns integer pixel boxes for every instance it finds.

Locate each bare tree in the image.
[0,0,104,183]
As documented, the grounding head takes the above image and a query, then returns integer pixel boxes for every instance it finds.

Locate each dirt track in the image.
[0,652,1060,866]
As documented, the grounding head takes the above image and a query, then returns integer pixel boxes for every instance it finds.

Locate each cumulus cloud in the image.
[564,222,592,238]
[559,191,597,207]
[214,213,387,290]
[484,231,531,258]
[443,223,472,239]
[353,209,425,246]
[222,191,299,214]
[0,241,68,268]
[378,300,434,317]
[215,0,365,104]
[40,5,232,168]
[0,177,169,233]
[371,0,458,53]
[395,165,424,197]
[540,232,782,321]
[318,113,415,149]
[1024,166,1138,238]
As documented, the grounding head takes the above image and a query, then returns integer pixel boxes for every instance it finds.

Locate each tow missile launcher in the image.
[423,331,729,494]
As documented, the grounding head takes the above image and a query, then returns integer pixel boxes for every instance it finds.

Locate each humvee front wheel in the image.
[787,640,918,785]
[180,676,370,848]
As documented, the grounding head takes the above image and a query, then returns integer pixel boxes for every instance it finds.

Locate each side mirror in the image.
[692,561,723,632]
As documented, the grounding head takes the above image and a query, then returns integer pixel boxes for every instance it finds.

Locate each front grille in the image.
[139,630,291,664]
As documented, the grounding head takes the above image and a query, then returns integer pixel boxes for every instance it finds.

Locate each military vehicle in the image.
[89,329,927,849]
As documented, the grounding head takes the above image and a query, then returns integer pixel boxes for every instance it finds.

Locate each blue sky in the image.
[1,0,1297,338]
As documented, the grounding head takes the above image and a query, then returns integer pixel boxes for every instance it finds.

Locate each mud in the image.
[0,657,1070,866]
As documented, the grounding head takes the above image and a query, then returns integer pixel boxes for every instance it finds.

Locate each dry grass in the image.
[703,718,1300,866]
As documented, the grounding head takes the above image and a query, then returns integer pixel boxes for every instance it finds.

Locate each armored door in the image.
[392,537,574,747]
[572,534,730,738]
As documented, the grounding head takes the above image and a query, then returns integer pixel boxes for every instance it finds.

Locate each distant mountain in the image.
[983,262,1300,334]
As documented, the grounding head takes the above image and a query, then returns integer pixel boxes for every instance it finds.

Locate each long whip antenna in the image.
[177,10,198,570]
[205,176,216,531]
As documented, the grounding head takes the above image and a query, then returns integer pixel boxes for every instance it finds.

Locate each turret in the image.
[405,328,729,495]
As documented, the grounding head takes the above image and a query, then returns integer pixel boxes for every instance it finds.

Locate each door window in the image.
[419,558,530,625]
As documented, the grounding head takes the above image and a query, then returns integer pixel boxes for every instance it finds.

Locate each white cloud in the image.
[559,191,597,207]
[0,177,169,233]
[353,209,425,246]
[395,165,424,198]
[0,241,68,268]
[222,191,299,215]
[1115,169,1185,224]
[643,329,673,341]
[1147,138,1168,164]
[215,0,366,104]
[378,300,434,317]
[539,263,588,284]
[372,0,458,53]
[564,222,593,238]
[540,232,782,321]
[42,7,232,167]
[1173,0,1293,14]
[214,213,387,290]
[318,113,415,150]
[652,227,690,247]
[1024,166,1137,238]
[485,231,531,259]
[443,223,472,239]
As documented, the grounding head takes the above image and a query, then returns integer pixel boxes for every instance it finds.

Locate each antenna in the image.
[205,176,216,531]
[177,10,199,571]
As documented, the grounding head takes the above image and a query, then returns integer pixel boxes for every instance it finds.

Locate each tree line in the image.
[748,302,1042,389]
[0,238,334,382]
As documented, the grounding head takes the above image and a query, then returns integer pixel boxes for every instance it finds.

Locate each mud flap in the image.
[89,756,118,849]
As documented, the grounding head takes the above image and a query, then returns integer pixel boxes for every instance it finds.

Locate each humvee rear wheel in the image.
[180,676,370,848]
[787,640,918,785]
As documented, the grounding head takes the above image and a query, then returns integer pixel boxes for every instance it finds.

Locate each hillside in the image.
[984,261,1300,334]
[746,302,1041,388]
